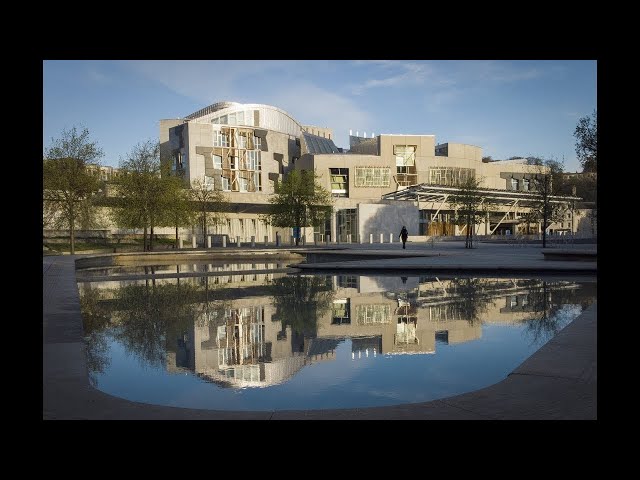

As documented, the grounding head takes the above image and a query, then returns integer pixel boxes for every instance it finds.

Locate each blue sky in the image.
[43,60,596,172]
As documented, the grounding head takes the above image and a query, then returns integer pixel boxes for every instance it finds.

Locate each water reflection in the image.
[78,270,596,408]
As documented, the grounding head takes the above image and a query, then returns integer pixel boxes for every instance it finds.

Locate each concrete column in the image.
[192,236,197,248]
[326,235,330,245]
[236,236,241,247]
[369,233,373,244]
[336,234,340,244]
[380,233,384,243]
[179,238,184,249]
[389,233,393,243]
[207,235,212,248]
[222,236,227,248]
[347,234,351,243]
[264,235,269,246]
[330,211,337,246]
[358,234,363,244]
[251,236,255,248]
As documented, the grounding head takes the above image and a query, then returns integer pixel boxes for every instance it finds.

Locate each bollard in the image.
[336,235,340,245]
[302,236,306,246]
[389,233,393,243]
[358,234,363,244]
[347,234,351,243]
[369,233,373,244]
[179,238,184,249]
[264,235,269,247]
[236,236,241,247]
[290,236,295,246]
[192,236,197,248]
[207,235,212,248]
[222,236,227,248]
[276,233,281,247]
[326,235,330,245]
[251,236,255,248]
[380,233,384,243]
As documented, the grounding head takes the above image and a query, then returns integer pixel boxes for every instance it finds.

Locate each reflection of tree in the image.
[446,277,490,324]
[270,275,334,337]
[522,281,585,345]
[79,286,112,387]
[109,282,201,368]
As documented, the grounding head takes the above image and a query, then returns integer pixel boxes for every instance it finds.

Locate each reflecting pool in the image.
[77,266,596,411]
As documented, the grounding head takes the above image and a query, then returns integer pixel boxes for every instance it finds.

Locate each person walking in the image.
[399,226,409,249]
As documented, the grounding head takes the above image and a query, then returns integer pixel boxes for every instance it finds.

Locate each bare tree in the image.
[529,159,567,248]
[449,176,485,249]
[190,177,229,244]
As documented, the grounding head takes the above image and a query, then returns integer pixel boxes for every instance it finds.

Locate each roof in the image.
[382,184,581,207]
[302,132,340,154]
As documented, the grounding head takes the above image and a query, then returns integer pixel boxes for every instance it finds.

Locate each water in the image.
[78,266,596,411]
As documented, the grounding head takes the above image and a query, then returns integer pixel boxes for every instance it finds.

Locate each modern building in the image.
[158,100,582,244]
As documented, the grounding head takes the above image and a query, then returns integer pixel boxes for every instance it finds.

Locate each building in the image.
[156,100,582,243]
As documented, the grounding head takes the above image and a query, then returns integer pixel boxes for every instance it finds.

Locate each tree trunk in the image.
[150,225,154,251]
[69,210,75,255]
[175,226,179,249]
[143,226,148,252]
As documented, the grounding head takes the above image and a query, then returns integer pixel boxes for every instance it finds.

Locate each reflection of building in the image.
[161,275,583,387]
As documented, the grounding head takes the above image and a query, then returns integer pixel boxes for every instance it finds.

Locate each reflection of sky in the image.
[94,304,585,411]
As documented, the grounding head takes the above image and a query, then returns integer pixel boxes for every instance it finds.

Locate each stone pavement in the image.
[43,242,597,420]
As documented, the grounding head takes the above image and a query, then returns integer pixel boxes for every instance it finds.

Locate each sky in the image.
[43,60,596,173]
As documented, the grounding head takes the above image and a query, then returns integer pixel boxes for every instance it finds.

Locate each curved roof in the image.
[184,101,303,137]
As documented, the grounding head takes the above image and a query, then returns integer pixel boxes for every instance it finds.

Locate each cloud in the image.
[122,60,294,104]
[268,84,371,148]
[351,61,433,95]
[86,67,112,85]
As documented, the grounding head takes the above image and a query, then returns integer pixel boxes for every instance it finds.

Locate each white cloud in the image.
[351,61,433,95]
[268,84,371,148]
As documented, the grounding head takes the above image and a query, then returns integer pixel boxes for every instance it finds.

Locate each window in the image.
[204,175,215,188]
[355,167,390,187]
[213,154,222,169]
[336,209,357,242]
[356,305,391,325]
[213,130,229,147]
[428,167,475,186]
[237,133,247,149]
[221,176,230,191]
[394,145,417,186]
[239,177,248,192]
[523,178,530,191]
[332,299,351,325]
[330,168,349,197]
[252,172,261,191]
[511,178,519,190]
[254,136,262,149]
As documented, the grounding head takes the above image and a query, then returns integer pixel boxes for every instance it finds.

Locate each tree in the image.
[43,126,104,254]
[574,110,597,173]
[265,169,332,245]
[529,159,567,248]
[161,175,194,248]
[189,178,229,244]
[449,176,485,249]
[112,140,177,251]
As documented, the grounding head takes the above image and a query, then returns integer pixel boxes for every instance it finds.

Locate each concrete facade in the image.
[157,101,589,244]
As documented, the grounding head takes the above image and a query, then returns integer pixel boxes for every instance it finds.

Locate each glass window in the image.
[239,177,248,192]
[221,176,230,191]
[511,178,519,190]
[523,178,530,191]
[254,136,262,149]
[394,145,416,166]
[219,115,228,125]
[238,134,247,149]
[330,168,349,197]
[237,111,244,125]
[355,167,390,187]
[428,167,475,186]
[213,154,222,169]
[332,299,351,325]
[228,113,236,125]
